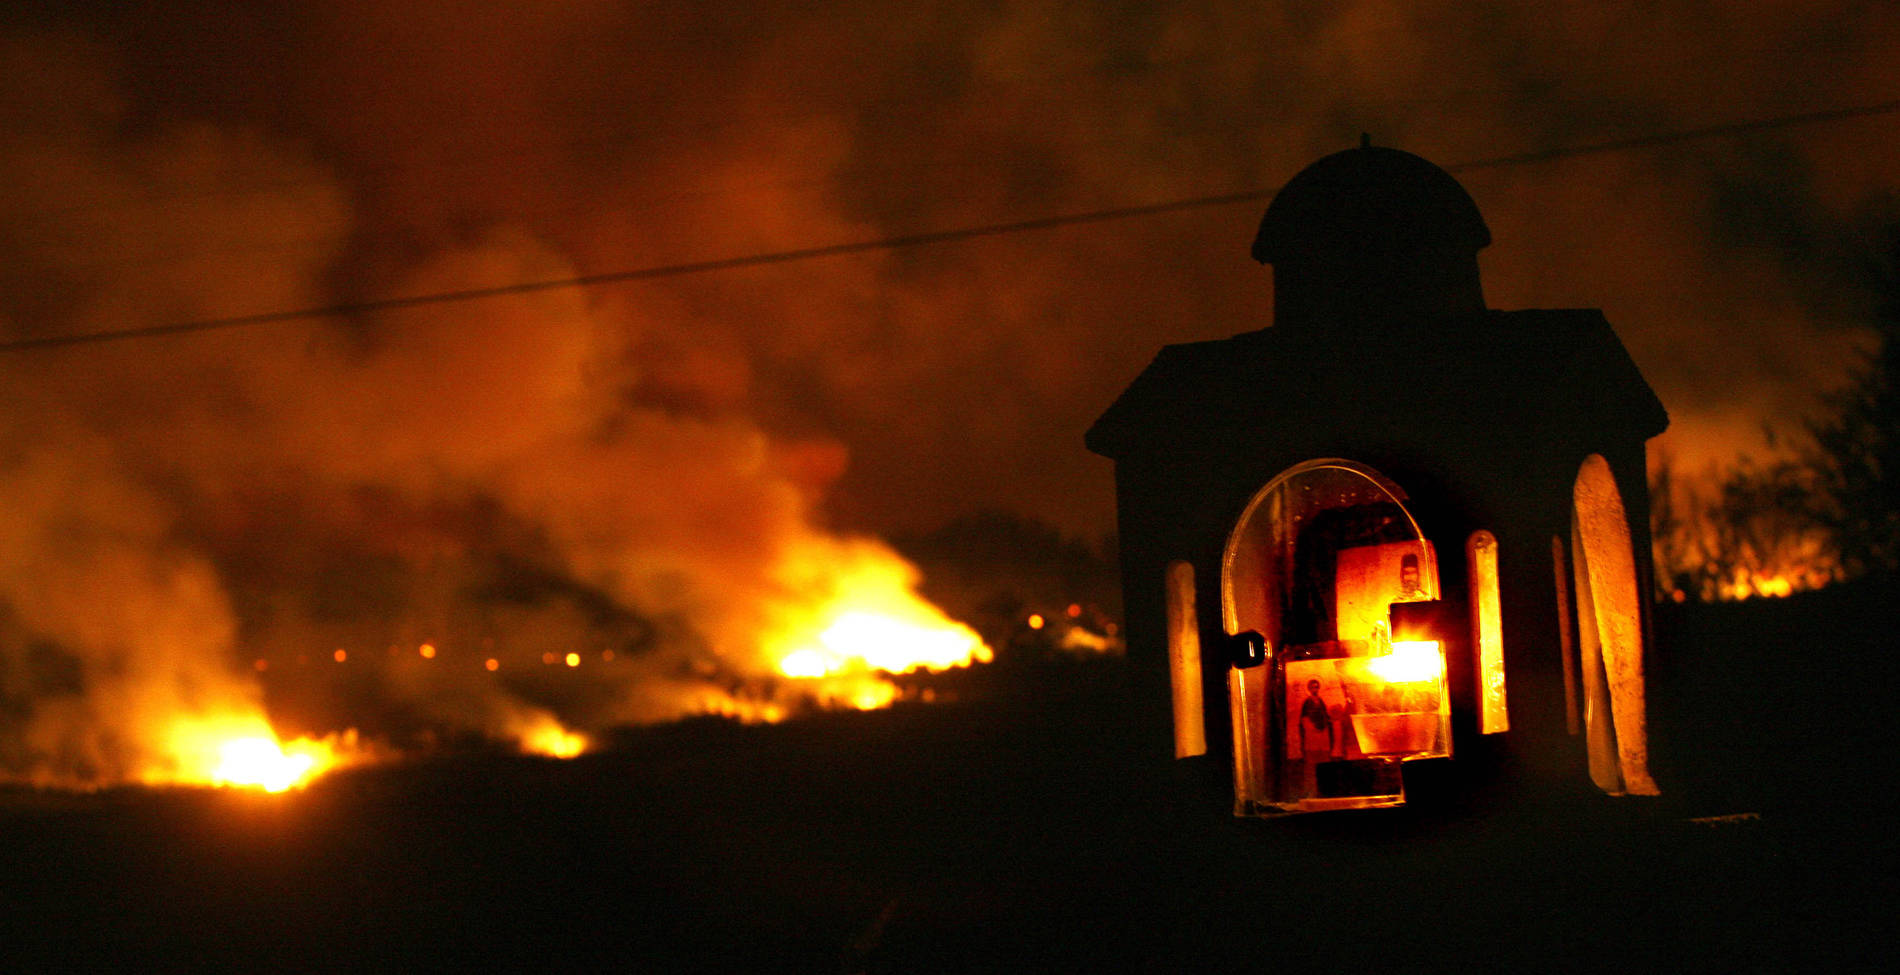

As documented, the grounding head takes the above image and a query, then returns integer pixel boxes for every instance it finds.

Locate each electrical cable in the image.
[4,97,1897,354]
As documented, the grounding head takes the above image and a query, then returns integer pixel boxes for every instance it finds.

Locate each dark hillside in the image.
[2,581,1895,973]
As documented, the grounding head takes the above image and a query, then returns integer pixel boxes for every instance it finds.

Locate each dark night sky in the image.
[3,1,1898,776]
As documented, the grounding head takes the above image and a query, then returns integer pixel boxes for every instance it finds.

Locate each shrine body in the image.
[1088,145,1668,814]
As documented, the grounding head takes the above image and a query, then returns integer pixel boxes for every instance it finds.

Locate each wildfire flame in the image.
[1711,568,1827,601]
[770,588,991,712]
[162,718,348,792]
[8,541,988,791]
[516,716,589,759]
[107,566,985,788]
[780,610,990,678]
[209,737,322,792]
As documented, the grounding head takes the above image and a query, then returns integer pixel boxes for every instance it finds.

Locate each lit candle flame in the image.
[1366,640,1444,684]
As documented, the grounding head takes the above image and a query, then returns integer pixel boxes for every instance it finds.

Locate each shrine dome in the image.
[1251,146,1491,266]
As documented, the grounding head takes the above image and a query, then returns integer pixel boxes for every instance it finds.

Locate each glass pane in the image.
[1467,530,1508,734]
[1222,460,1448,814]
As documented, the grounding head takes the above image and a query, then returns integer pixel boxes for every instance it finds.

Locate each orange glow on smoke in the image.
[419,643,436,659]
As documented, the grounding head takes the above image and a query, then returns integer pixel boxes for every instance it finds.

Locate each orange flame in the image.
[520,724,588,759]
[780,609,990,678]
[502,709,590,759]
[161,718,354,792]
[208,737,323,792]
[75,546,985,789]
[1365,640,1445,684]
[767,568,992,714]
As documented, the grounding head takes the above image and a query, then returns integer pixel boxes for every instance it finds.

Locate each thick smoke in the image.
[3,4,1898,779]
[0,26,955,780]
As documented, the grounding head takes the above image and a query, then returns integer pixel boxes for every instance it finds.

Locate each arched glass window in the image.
[1221,460,1448,814]
[1571,454,1659,796]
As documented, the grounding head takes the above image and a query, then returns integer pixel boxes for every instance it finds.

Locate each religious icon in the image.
[1333,540,1438,644]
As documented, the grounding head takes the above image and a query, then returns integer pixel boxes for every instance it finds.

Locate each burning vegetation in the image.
[0,490,999,791]
[1651,233,1900,602]
[1650,455,1840,602]
[0,156,1001,791]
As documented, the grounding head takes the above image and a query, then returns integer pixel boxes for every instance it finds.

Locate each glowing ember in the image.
[1716,570,1808,601]
[1058,627,1119,654]
[694,696,789,724]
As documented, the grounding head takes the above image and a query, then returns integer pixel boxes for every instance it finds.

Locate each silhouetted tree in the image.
[1653,226,1900,596]
[1805,229,1900,577]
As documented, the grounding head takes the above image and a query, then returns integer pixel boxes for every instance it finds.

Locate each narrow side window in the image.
[1466,530,1507,733]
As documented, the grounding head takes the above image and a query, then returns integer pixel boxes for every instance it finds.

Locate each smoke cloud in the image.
[3,3,1896,780]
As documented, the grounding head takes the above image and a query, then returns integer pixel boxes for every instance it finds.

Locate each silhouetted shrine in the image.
[1087,144,1669,814]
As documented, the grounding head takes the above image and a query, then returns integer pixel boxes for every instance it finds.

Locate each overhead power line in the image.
[0,190,1275,353]
[1444,97,1900,171]
[4,97,1898,354]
